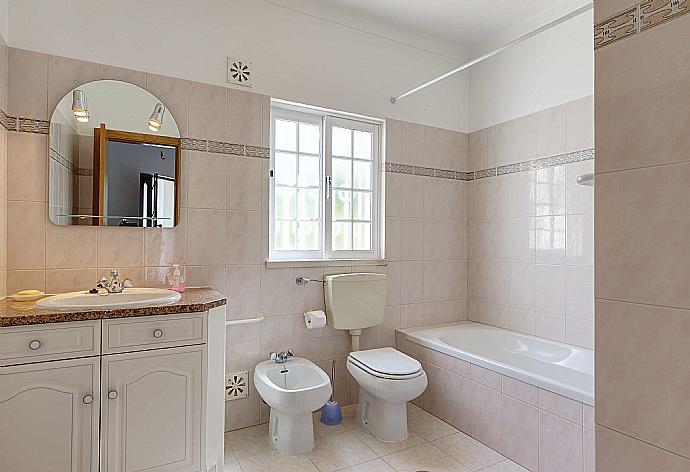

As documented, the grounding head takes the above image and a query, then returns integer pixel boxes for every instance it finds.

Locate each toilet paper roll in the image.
[304,310,327,329]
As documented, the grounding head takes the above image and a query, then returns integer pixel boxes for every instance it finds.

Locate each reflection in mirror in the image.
[48,80,181,227]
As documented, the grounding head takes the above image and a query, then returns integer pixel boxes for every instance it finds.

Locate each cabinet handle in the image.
[82,394,93,405]
[152,329,164,339]
[28,340,41,351]
[108,390,118,400]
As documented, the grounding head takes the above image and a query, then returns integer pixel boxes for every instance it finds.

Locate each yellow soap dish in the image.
[10,290,46,302]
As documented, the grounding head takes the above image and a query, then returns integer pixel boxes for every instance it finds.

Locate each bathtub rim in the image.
[399,321,594,406]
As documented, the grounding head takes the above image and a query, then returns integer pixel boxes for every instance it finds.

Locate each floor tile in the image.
[408,406,459,441]
[237,449,319,472]
[225,424,271,458]
[433,433,505,471]
[313,411,349,438]
[307,431,379,472]
[223,452,242,472]
[352,428,428,456]
[382,443,472,472]
[337,458,398,472]
[476,460,530,472]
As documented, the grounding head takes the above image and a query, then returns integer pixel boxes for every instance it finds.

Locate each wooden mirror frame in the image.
[92,123,181,226]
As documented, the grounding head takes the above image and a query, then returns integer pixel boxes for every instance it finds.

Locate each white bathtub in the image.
[403,322,594,405]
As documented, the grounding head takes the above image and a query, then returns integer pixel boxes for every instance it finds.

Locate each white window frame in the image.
[269,101,383,262]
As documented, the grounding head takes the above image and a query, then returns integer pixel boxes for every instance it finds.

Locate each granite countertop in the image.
[0,287,227,327]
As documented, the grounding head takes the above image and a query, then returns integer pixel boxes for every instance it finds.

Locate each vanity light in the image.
[72,90,88,118]
[148,103,165,132]
[75,115,90,123]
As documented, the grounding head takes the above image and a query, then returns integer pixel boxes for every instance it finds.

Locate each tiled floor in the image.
[224,403,529,472]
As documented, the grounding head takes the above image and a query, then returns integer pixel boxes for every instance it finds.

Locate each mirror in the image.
[48,80,181,227]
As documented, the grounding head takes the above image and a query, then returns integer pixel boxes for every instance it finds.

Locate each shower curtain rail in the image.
[389,2,594,104]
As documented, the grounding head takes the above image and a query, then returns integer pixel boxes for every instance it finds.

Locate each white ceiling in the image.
[281,0,583,52]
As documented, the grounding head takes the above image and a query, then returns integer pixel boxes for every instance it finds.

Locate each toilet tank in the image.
[324,273,387,330]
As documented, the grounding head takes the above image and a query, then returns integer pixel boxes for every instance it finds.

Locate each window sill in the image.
[265,258,388,269]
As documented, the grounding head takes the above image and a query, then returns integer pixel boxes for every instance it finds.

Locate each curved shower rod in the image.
[390,2,594,104]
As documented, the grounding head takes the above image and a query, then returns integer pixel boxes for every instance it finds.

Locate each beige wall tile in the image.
[227,89,263,146]
[535,104,566,159]
[226,157,261,211]
[501,376,538,406]
[565,266,593,320]
[596,425,690,472]
[225,264,261,319]
[535,312,566,343]
[401,175,423,217]
[509,263,535,311]
[226,210,261,265]
[487,122,509,168]
[444,259,467,301]
[7,132,46,202]
[596,299,690,457]
[566,317,593,349]
[400,217,423,260]
[594,0,638,22]
[468,129,487,171]
[46,224,97,269]
[188,82,227,141]
[508,307,535,335]
[384,173,402,217]
[292,313,323,361]
[0,39,7,111]
[470,364,501,391]
[293,267,324,313]
[595,17,690,172]
[97,226,144,268]
[8,48,48,120]
[539,389,582,425]
[188,151,226,209]
[565,159,593,215]
[501,395,538,471]
[534,166,565,216]
[7,201,45,270]
[535,215,565,265]
[7,269,45,293]
[186,264,225,293]
[145,73,189,136]
[565,96,594,153]
[186,208,226,265]
[259,267,293,315]
[400,121,425,166]
[596,163,690,308]
[535,264,565,315]
[508,114,537,164]
[226,322,260,372]
[144,209,187,266]
[98,64,146,88]
[470,382,502,451]
[224,373,259,431]
[45,268,97,293]
[566,213,593,267]
[47,55,99,114]
[539,411,582,472]
[385,118,401,163]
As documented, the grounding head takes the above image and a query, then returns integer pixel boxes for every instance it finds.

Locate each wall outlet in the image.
[227,58,252,87]
[225,371,249,401]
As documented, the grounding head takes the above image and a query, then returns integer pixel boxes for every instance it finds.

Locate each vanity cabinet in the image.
[0,357,101,472]
[0,309,225,472]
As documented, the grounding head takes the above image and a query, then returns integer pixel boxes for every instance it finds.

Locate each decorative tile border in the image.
[385,148,595,181]
[595,0,688,50]
[18,117,50,134]
[49,147,92,176]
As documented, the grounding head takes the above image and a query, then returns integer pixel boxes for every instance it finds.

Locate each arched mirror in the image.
[48,80,181,227]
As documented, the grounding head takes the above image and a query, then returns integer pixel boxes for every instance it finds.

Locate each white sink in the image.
[36,288,182,310]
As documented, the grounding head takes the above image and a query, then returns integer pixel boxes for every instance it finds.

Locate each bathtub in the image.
[402,322,593,405]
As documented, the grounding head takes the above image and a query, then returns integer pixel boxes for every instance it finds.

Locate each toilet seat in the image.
[347,347,422,380]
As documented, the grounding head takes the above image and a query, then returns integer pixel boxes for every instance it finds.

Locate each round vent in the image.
[227,59,252,87]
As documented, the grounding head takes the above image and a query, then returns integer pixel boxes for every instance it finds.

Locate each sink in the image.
[35,288,182,310]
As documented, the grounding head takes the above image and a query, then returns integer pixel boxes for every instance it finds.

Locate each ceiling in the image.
[301,0,578,50]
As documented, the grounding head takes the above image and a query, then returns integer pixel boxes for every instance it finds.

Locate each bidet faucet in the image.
[269,349,294,364]
[96,269,134,294]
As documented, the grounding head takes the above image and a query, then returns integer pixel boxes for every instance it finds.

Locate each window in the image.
[269,102,382,261]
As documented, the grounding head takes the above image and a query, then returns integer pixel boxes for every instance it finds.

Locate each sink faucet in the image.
[96,269,134,294]
[269,349,294,364]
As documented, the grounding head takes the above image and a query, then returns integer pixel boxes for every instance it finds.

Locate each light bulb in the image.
[72,90,88,118]
[148,103,165,131]
[148,124,159,132]
[76,115,89,123]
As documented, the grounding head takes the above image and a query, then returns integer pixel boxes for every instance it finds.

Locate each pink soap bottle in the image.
[168,264,186,293]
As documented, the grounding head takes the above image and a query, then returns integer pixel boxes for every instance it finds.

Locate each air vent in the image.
[225,371,249,401]
[227,58,252,88]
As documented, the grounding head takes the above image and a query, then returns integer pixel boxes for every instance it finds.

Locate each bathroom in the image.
[0,1,688,471]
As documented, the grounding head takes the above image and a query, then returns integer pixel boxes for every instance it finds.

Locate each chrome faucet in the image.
[96,269,134,294]
[269,349,294,364]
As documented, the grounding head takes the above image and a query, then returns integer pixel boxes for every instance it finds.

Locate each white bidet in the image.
[254,357,332,455]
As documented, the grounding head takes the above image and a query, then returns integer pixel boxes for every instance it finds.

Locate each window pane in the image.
[332,127,352,157]
[353,223,371,250]
[275,220,296,250]
[275,152,297,186]
[298,189,319,220]
[298,221,319,250]
[298,155,320,187]
[275,120,297,151]
[353,161,372,190]
[332,222,352,251]
[299,123,320,155]
[333,190,351,220]
[353,130,372,160]
[332,158,352,188]
[352,191,371,220]
[275,187,296,219]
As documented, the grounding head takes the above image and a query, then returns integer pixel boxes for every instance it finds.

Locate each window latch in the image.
[326,175,332,199]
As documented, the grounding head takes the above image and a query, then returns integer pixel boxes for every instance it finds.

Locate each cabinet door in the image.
[0,357,100,472]
[101,345,205,472]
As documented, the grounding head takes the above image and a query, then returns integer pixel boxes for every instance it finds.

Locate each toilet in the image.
[324,273,428,442]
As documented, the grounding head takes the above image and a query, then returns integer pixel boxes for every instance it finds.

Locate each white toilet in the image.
[324,273,428,442]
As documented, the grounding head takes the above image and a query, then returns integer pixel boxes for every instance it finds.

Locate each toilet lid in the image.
[348,347,421,377]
